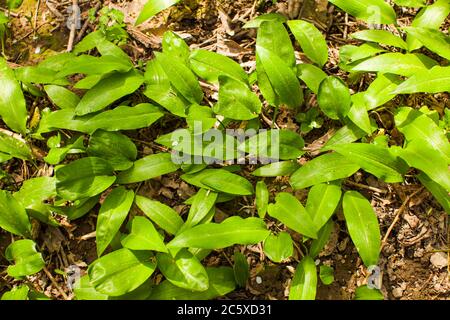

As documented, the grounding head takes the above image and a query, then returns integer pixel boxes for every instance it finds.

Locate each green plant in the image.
[0,0,449,301]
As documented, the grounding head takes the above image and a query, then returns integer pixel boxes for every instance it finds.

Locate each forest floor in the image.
[0,0,448,300]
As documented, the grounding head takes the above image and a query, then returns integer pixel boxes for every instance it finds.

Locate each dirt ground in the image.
[0,0,448,300]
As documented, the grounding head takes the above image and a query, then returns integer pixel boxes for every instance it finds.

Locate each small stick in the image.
[345,180,388,194]
[76,2,101,42]
[43,267,69,300]
[381,187,424,250]
[66,0,78,52]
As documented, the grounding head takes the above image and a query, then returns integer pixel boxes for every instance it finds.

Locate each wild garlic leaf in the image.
[309,220,335,258]
[157,249,209,291]
[162,31,190,62]
[121,216,167,252]
[135,0,180,25]
[44,85,80,109]
[318,76,352,121]
[214,75,261,120]
[288,20,328,67]
[189,49,248,85]
[75,70,144,116]
[343,191,381,267]
[0,58,27,134]
[135,195,184,235]
[55,157,116,201]
[88,248,156,297]
[351,30,408,50]
[263,232,294,263]
[0,190,31,237]
[328,0,396,24]
[0,131,32,160]
[96,187,135,256]
[6,240,45,279]
[404,27,450,60]
[168,217,270,249]
[289,256,317,300]
[87,130,137,171]
[306,183,342,230]
[117,153,180,184]
[392,66,450,94]
[243,13,287,29]
[255,181,269,218]
[252,161,300,177]
[331,143,407,183]
[297,64,327,94]
[290,153,360,190]
[268,193,318,238]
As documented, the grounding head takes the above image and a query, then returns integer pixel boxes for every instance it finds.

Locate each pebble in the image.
[256,276,263,284]
[430,252,448,269]
[392,287,403,298]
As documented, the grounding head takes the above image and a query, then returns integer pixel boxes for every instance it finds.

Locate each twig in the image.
[381,187,424,250]
[76,2,101,42]
[66,0,78,52]
[33,0,41,37]
[43,267,69,300]
[345,180,388,194]
[77,231,96,241]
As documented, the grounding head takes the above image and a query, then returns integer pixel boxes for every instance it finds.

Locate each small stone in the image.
[430,252,448,269]
[256,276,263,284]
[392,287,403,298]
[403,214,420,229]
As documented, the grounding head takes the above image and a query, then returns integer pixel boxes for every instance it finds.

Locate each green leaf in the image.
[183,189,218,230]
[87,130,137,171]
[290,153,360,190]
[252,161,300,177]
[44,85,80,109]
[306,183,342,230]
[256,46,303,108]
[289,256,317,300]
[331,143,406,183]
[96,187,135,256]
[417,173,450,214]
[318,76,352,120]
[392,66,450,94]
[0,58,27,134]
[189,49,248,85]
[55,157,116,201]
[84,103,164,133]
[73,275,109,300]
[268,193,318,238]
[7,0,23,10]
[393,0,425,7]
[319,265,334,285]
[213,75,261,120]
[400,144,450,191]
[241,129,305,160]
[351,30,408,49]
[407,0,450,51]
[149,267,236,300]
[15,66,68,86]
[155,52,203,104]
[0,190,31,237]
[117,153,180,184]
[0,131,32,160]
[162,31,190,62]
[233,252,249,288]
[135,195,184,235]
[144,84,188,117]
[359,73,402,110]
[56,55,132,78]
[44,135,85,165]
[309,220,335,258]
[121,216,167,252]
[88,248,156,296]
[404,27,450,60]
[257,21,295,68]
[348,94,372,134]
[243,13,287,29]
[168,217,270,249]
[14,177,56,209]
[75,70,144,116]
[52,196,100,220]
[351,53,437,77]
[322,120,378,151]
[263,232,293,263]
[288,20,328,67]
[6,240,45,278]
[255,181,269,218]
[328,0,396,24]
[342,191,381,266]
[339,43,386,66]
[1,285,29,300]
[354,285,384,300]
[297,64,327,94]
[394,107,450,162]
[196,169,254,196]
[135,0,180,25]
[157,249,209,291]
